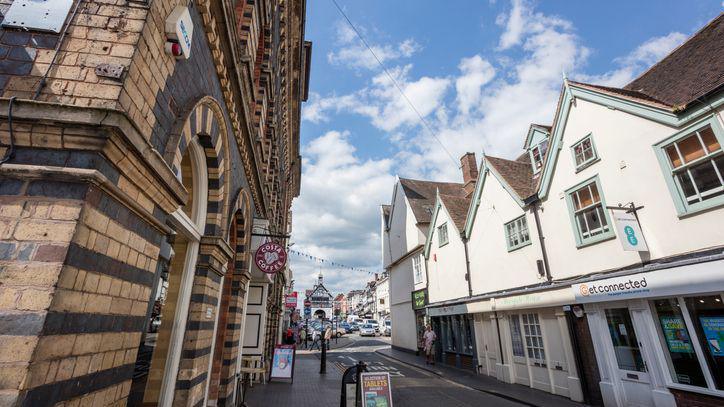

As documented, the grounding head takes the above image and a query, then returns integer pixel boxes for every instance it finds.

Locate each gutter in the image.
[529,196,552,282]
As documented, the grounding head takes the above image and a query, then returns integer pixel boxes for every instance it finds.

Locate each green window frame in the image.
[564,175,615,248]
[570,133,600,172]
[529,139,549,174]
[653,115,724,217]
[504,215,531,251]
[438,222,449,247]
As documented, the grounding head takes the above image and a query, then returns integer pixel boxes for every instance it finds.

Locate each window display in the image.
[685,295,724,390]
[651,298,706,387]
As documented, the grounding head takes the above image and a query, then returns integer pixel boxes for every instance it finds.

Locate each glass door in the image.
[604,307,655,406]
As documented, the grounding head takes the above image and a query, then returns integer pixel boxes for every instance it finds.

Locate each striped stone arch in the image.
[170,96,231,237]
[210,189,254,405]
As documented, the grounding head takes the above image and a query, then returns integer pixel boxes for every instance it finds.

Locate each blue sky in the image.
[290,0,723,296]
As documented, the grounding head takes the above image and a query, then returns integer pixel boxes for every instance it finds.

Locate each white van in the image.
[362,319,380,333]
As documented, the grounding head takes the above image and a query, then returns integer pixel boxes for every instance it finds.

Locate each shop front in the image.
[411,288,428,354]
[428,303,478,370]
[572,259,724,407]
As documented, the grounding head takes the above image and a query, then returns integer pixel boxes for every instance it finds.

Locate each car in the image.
[359,324,376,337]
[340,322,352,331]
[348,322,360,332]
[383,321,391,336]
[363,319,380,333]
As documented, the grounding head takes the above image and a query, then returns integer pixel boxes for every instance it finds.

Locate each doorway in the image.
[128,137,208,406]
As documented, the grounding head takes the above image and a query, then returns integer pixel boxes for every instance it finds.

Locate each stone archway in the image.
[314,310,326,320]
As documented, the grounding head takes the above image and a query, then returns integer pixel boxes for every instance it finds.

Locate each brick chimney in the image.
[460,152,478,198]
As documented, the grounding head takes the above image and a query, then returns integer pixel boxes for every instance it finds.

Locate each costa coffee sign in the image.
[254,242,287,274]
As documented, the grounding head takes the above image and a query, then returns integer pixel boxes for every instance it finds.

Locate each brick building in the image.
[0,0,309,406]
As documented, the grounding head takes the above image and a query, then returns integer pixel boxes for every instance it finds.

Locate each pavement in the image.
[243,334,585,407]
[376,347,586,407]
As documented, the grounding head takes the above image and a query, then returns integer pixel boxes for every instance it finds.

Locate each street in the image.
[245,334,522,406]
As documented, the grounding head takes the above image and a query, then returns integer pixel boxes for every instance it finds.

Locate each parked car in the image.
[340,322,352,331]
[359,324,376,337]
[383,320,391,336]
[363,319,380,333]
[348,322,360,332]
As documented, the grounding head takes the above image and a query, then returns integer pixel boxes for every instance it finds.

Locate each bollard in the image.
[355,360,366,407]
[320,336,327,374]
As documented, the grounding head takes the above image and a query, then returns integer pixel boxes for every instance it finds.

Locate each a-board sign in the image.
[269,344,296,382]
[360,372,393,407]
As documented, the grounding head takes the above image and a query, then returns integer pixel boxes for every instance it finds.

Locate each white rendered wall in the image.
[467,171,545,294]
[426,204,469,304]
[389,256,418,351]
[541,99,724,280]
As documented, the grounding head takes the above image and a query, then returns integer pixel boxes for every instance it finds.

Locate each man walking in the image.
[423,324,437,365]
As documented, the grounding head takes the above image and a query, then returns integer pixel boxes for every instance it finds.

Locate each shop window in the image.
[509,315,525,357]
[413,255,423,284]
[438,223,449,247]
[441,316,457,352]
[654,117,724,216]
[651,298,707,387]
[522,313,546,365]
[571,134,599,171]
[685,295,724,390]
[504,215,530,251]
[461,315,474,355]
[565,176,615,248]
[604,308,646,372]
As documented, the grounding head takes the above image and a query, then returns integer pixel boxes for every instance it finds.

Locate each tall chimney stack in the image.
[460,152,478,198]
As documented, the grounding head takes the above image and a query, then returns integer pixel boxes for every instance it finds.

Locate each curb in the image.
[375,349,551,407]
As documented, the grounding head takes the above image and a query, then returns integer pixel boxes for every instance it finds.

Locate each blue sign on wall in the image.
[304,307,311,316]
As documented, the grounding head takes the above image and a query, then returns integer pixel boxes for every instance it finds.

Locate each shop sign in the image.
[660,316,694,354]
[699,316,724,357]
[571,259,724,303]
[428,303,467,317]
[285,292,298,309]
[254,242,287,274]
[612,211,648,252]
[492,288,573,311]
[360,372,393,407]
[411,289,428,310]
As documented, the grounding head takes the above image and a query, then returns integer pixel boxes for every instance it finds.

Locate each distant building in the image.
[333,293,347,318]
[375,273,390,322]
[306,273,333,320]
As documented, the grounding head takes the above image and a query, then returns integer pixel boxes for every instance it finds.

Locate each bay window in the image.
[654,116,724,216]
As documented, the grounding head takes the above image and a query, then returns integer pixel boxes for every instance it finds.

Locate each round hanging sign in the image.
[254,242,287,274]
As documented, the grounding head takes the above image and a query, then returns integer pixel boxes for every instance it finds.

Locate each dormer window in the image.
[530,139,549,173]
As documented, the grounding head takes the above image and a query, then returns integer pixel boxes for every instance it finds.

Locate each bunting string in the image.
[287,248,380,275]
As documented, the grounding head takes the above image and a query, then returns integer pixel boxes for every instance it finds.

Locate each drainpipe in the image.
[529,197,552,282]
[463,237,473,297]
[493,311,505,366]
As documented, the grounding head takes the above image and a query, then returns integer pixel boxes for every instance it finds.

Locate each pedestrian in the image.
[299,327,307,348]
[423,324,437,365]
[310,329,320,350]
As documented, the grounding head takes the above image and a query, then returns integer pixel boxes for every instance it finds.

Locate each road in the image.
[244,333,522,406]
[329,334,522,407]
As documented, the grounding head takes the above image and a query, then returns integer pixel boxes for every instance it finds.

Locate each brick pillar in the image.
[0,177,164,406]
[175,237,232,407]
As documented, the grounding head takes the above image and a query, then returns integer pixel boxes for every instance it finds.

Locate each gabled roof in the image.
[569,81,673,110]
[624,13,724,110]
[398,178,465,223]
[485,155,535,201]
[439,193,471,232]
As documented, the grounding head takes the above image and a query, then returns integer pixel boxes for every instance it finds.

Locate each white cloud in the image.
[455,55,496,115]
[327,22,422,71]
[290,130,396,293]
[581,32,687,87]
[293,0,693,294]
